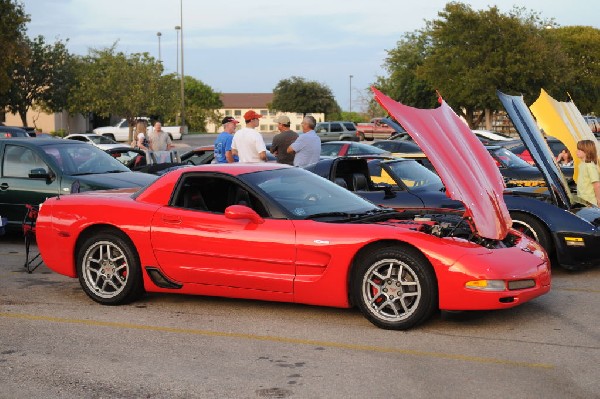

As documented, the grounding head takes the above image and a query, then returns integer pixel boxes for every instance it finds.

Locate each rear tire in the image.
[351,245,437,330]
[77,230,144,305]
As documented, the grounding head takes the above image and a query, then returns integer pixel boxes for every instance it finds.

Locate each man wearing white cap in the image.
[270,115,298,165]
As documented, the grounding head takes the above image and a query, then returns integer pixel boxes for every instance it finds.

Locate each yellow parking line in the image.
[0,312,553,369]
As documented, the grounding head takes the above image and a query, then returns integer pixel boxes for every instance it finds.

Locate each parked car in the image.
[0,138,157,232]
[36,162,549,330]
[65,133,124,150]
[0,126,30,138]
[320,141,390,157]
[356,118,397,141]
[93,117,186,142]
[314,121,359,142]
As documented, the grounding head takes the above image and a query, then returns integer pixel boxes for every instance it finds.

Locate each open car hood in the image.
[372,87,511,240]
[497,90,572,210]
[529,89,599,181]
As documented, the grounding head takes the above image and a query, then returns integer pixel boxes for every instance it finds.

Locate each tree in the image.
[545,26,600,114]
[0,0,29,95]
[377,2,569,128]
[2,35,75,126]
[182,75,222,132]
[69,45,179,142]
[271,76,341,119]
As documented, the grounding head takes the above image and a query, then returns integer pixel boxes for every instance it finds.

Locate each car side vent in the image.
[145,267,183,289]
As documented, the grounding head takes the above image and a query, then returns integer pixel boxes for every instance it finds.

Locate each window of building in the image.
[234,110,242,116]
[225,110,232,116]
[260,110,268,116]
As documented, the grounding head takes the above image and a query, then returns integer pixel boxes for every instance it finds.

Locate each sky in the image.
[23,0,600,112]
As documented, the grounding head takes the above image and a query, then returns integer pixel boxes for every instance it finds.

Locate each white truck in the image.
[93,117,187,142]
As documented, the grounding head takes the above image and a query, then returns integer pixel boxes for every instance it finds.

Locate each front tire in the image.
[351,245,437,330]
[510,212,553,256]
[77,230,144,305]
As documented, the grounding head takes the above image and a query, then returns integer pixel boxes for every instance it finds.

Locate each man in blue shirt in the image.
[287,115,321,167]
[214,116,239,163]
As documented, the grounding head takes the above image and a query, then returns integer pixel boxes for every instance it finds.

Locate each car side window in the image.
[331,123,342,133]
[2,145,49,178]
[316,124,329,133]
[68,136,87,143]
[173,175,268,217]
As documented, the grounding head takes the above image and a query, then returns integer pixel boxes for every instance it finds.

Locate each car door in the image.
[149,175,297,293]
[0,143,62,226]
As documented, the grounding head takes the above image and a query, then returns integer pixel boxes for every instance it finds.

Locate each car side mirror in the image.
[28,168,52,180]
[225,205,264,224]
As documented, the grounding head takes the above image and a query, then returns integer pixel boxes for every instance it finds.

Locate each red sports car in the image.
[36,91,551,330]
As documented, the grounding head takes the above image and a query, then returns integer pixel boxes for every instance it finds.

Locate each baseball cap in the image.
[243,110,262,121]
[273,115,291,125]
[222,116,239,125]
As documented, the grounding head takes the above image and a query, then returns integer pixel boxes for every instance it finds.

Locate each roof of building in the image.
[220,93,274,109]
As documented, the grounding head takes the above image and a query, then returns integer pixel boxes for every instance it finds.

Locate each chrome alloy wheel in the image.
[81,240,130,299]
[362,258,421,322]
[512,220,539,241]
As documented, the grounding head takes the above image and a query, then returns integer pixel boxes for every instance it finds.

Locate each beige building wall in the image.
[4,109,89,134]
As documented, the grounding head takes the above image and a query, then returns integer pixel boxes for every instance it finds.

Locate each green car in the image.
[0,138,157,232]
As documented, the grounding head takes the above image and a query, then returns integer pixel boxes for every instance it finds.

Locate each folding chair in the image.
[23,204,43,273]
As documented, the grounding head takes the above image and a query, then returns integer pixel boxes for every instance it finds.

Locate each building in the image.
[2,109,89,134]
[206,93,324,133]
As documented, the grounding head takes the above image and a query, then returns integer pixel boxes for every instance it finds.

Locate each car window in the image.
[343,123,356,131]
[173,175,268,217]
[316,123,329,133]
[320,143,343,156]
[491,147,531,168]
[67,136,88,143]
[330,123,342,133]
[2,145,49,178]
[42,144,130,175]
[384,160,443,190]
[347,143,387,155]
[242,168,376,219]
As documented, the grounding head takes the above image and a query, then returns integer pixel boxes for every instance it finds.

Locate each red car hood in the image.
[372,88,511,240]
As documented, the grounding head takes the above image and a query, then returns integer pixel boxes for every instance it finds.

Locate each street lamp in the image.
[349,75,353,113]
[179,0,186,131]
[156,32,162,62]
[175,26,181,77]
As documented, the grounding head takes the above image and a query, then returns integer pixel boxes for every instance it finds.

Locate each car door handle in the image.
[0,183,8,191]
[161,216,182,224]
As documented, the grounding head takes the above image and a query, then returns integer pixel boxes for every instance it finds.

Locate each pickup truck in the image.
[356,118,398,141]
[93,117,187,142]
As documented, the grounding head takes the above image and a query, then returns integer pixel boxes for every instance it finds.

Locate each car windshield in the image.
[372,159,443,190]
[241,167,379,220]
[347,143,389,155]
[490,147,532,168]
[42,144,131,175]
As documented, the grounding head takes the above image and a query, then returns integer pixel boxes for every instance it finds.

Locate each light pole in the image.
[156,32,162,62]
[349,75,353,113]
[175,26,181,77]
[179,0,186,131]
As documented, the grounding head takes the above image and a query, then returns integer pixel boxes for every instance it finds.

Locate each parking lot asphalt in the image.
[1,233,599,398]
